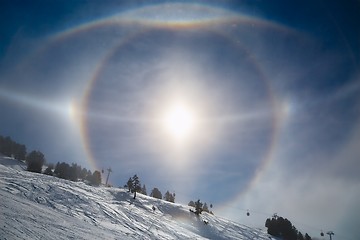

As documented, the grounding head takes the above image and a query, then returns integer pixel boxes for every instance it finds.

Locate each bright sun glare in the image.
[162,103,196,142]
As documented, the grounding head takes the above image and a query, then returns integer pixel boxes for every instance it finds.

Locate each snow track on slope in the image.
[0,159,271,239]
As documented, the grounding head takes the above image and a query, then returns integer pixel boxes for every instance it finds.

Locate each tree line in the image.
[1,136,190,206]
[265,215,312,240]
[1,135,321,236]
[0,135,45,173]
[0,135,101,186]
[51,162,102,186]
[2,135,214,215]
[188,199,213,215]
[0,135,27,160]
[124,174,176,203]
[124,175,214,217]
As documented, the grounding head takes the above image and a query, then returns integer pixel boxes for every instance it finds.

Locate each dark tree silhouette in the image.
[52,161,93,183]
[132,174,141,193]
[90,170,102,186]
[194,199,203,215]
[86,170,92,182]
[188,200,195,207]
[13,143,27,160]
[125,174,142,194]
[0,135,27,159]
[79,168,88,180]
[126,177,133,192]
[0,136,13,157]
[54,162,70,179]
[26,150,45,173]
[69,163,81,181]
[265,215,311,240]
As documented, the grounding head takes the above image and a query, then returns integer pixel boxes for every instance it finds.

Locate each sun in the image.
[162,102,197,142]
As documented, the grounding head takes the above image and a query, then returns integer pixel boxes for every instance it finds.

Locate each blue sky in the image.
[1,1,359,239]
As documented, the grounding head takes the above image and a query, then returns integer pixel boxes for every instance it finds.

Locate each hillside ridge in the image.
[0,157,272,239]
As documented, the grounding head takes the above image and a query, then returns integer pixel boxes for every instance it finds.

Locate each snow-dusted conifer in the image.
[150,188,162,199]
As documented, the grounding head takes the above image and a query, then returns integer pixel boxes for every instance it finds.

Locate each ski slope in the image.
[0,156,272,239]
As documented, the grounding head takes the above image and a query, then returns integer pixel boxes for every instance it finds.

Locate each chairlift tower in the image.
[105,167,112,186]
[326,231,334,240]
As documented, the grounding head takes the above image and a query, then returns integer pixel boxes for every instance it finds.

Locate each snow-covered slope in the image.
[0,157,272,239]
[0,154,26,171]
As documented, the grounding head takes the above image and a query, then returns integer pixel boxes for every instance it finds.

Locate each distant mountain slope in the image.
[0,157,272,239]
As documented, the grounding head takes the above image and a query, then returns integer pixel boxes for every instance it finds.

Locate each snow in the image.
[0,156,273,239]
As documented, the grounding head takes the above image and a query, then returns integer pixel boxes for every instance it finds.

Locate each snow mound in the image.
[0,158,272,239]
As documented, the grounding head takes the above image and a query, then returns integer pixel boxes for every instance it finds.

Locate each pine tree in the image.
[13,144,26,160]
[126,177,133,192]
[150,188,162,199]
[69,163,78,181]
[194,199,203,215]
[26,150,45,173]
[265,215,310,240]
[55,162,70,179]
[164,191,175,203]
[91,170,102,186]
[0,136,13,157]
[86,170,93,182]
[132,174,141,193]
[79,168,88,180]
[188,200,195,207]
